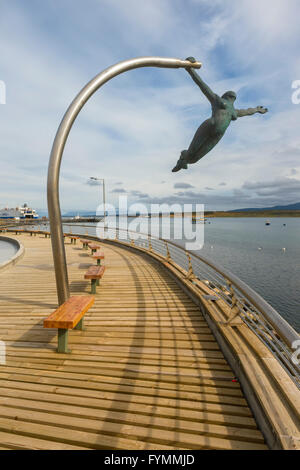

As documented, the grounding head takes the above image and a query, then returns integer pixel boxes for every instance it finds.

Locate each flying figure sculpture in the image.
[172,57,268,172]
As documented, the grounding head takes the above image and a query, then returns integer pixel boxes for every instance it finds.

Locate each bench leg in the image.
[74,318,85,331]
[57,329,70,353]
[97,259,101,266]
[96,279,100,286]
[91,279,97,294]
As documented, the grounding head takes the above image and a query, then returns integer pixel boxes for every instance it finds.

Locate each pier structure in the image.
[0,227,299,449]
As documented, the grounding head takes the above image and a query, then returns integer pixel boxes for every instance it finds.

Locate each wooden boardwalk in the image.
[0,234,268,450]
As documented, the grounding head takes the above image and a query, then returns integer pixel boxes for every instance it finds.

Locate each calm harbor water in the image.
[0,239,17,263]
[196,217,300,332]
[38,217,299,332]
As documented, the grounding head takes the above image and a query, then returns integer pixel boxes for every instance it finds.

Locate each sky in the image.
[0,0,300,213]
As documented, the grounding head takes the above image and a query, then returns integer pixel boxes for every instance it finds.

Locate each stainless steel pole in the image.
[47,56,201,305]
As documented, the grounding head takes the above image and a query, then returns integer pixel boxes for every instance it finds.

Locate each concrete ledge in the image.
[0,236,25,272]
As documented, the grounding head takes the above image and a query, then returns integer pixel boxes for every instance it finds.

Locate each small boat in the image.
[265,220,271,226]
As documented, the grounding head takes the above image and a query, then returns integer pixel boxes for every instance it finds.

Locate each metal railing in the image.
[8,221,300,388]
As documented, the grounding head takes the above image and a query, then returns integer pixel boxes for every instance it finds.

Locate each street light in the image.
[90,177,106,224]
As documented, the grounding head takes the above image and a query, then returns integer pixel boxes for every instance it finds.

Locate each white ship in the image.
[0,203,39,220]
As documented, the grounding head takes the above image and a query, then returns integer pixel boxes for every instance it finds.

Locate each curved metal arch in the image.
[47,56,202,304]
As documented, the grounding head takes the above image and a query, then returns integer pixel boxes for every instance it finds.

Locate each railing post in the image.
[225,281,242,324]
[165,241,171,262]
[186,252,195,280]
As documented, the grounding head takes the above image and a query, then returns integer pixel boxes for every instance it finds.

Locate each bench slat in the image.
[84,265,105,279]
[44,296,94,329]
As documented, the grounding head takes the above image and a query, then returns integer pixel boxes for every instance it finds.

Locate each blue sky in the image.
[0,0,300,212]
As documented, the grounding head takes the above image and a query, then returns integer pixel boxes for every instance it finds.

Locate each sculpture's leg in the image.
[172,119,224,172]
[187,134,223,164]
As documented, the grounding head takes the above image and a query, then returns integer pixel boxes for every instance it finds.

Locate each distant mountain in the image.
[229,202,300,212]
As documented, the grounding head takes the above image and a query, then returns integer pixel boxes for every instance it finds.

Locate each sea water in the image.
[0,239,17,264]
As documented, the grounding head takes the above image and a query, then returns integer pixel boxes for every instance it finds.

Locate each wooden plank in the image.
[0,406,267,450]
[0,416,180,450]
[0,382,255,428]
[0,431,86,450]
[0,397,264,443]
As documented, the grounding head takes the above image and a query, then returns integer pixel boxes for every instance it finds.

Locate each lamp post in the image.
[90,176,106,224]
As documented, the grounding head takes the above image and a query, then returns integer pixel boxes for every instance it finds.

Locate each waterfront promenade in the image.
[0,233,268,450]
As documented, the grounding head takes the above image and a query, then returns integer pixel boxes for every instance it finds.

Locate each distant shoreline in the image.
[1,210,300,224]
[204,211,300,218]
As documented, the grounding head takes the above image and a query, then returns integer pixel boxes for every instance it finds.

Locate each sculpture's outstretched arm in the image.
[185,57,217,104]
[237,106,268,117]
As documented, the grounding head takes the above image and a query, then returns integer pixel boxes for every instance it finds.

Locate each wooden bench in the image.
[88,242,100,254]
[44,231,51,238]
[92,250,105,265]
[80,239,90,249]
[70,236,78,244]
[43,295,94,353]
[84,265,105,293]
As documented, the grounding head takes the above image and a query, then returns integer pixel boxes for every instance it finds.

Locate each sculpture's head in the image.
[222,91,237,102]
